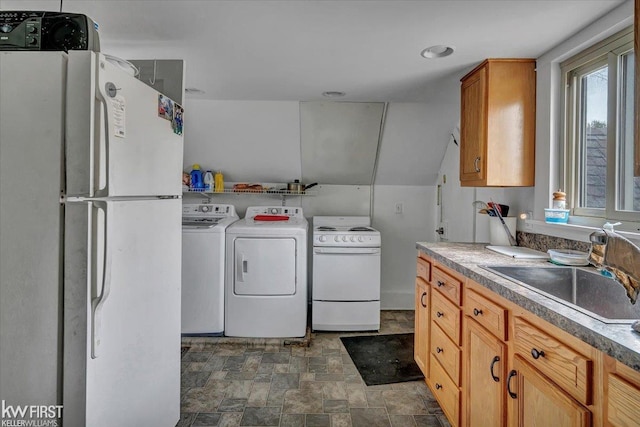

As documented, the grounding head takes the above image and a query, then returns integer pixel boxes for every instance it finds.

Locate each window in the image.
[562,27,639,222]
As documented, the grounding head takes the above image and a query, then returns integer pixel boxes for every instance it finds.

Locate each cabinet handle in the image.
[437,280,445,287]
[473,308,483,316]
[507,370,517,399]
[436,347,443,354]
[421,292,427,308]
[490,356,500,382]
[435,383,443,390]
[474,156,481,172]
[436,311,444,318]
[531,348,545,359]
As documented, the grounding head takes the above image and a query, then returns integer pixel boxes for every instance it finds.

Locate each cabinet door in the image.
[415,277,430,376]
[465,319,506,427]
[512,357,591,427]
[460,65,486,183]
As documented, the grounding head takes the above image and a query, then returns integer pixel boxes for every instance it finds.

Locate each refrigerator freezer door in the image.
[66,51,183,198]
[64,198,181,427]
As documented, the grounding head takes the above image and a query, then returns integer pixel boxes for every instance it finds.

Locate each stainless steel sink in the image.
[481,265,640,324]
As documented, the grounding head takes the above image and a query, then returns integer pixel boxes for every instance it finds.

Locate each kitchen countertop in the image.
[416,242,640,372]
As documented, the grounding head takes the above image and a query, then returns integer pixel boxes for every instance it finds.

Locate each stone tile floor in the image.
[177,310,449,427]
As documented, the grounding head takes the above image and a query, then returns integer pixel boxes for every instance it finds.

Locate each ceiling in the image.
[0,0,628,102]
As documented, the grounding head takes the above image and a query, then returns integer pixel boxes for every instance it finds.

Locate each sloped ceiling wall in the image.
[300,101,385,185]
[182,99,459,187]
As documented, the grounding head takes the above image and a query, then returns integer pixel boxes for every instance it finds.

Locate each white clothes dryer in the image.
[225,206,308,338]
[182,203,238,336]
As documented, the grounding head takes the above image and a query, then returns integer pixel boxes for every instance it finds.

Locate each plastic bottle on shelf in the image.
[214,171,224,193]
[190,164,204,191]
[203,170,214,193]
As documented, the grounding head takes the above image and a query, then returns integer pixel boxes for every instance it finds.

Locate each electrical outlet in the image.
[395,202,403,214]
[440,221,448,239]
[436,221,449,239]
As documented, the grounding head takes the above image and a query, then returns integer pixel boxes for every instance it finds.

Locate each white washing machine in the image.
[225,206,308,338]
[182,203,238,336]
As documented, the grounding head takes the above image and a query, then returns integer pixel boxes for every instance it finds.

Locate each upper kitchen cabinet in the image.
[459,59,536,187]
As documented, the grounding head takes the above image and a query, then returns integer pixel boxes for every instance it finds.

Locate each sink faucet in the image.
[588,224,640,304]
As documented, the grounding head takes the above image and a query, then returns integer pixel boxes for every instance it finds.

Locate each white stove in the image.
[312,216,381,331]
[313,224,381,247]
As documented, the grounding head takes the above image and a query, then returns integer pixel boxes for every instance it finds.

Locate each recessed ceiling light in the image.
[185,87,206,95]
[420,45,455,59]
[322,91,346,98]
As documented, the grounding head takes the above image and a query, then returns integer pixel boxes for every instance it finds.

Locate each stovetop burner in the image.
[317,226,337,231]
[349,226,373,232]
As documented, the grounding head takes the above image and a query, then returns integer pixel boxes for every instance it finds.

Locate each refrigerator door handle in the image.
[94,82,111,198]
[91,200,112,359]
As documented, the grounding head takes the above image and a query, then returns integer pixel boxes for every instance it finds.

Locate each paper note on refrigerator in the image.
[111,95,126,138]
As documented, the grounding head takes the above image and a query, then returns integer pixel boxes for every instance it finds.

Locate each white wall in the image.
[183,99,301,183]
[372,185,436,309]
[436,132,533,243]
[375,102,454,186]
[183,99,440,310]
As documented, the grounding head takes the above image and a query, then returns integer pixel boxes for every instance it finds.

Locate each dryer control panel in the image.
[246,206,304,218]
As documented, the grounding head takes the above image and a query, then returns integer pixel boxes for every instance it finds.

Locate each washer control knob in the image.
[334,236,340,242]
[270,208,279,214]
[201,206,210,212]
[319,235,327,242]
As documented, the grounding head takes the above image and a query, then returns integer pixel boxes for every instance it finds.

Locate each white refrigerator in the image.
[0,51,183,426]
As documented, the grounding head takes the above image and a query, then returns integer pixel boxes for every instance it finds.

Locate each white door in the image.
[63,198,181,427]
[66,51,183,198]
[233,238,297,296]
[313,247,381,300]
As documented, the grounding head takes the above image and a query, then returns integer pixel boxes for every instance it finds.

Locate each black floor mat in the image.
[340,333,424,386]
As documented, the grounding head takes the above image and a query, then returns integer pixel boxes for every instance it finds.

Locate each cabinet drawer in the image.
[606,373,640,426]
[431,290,461,345]
[513,317,592,405]
[464,289,507,341]
[431,323,460,385]
[417,257,431,282]
[432,266,462,305]
[429,354,459,427]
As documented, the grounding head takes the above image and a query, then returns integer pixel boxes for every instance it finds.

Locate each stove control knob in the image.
[350,236,356,242]
[342,236,348,242]
[358,236,364,242]
[319,235,327,242]
[334,236,340,242]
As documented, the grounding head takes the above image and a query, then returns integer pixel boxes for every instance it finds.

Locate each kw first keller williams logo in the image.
[1,401,62,427]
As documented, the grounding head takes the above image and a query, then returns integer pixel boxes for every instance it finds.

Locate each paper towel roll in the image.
[489,216,516,246]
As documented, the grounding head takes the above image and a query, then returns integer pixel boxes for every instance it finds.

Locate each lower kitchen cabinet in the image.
[414,251,640,427]
[511,356,591,427]
[603,355,640,426]
[465,318,506,427]
[415,276,430,375]
[430,352,460,426]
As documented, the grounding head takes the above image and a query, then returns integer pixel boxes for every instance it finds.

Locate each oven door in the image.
[312,247,380,301]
